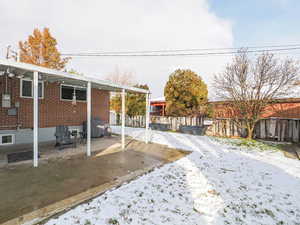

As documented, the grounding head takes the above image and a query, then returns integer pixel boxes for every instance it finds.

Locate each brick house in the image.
[0,60,149,160]
[0,75,110,146]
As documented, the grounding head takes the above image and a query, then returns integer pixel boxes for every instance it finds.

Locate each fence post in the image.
[227,119,231,137]
[260,120,266,139]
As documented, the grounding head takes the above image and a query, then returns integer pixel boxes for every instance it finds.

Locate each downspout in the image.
[5,70,8,94]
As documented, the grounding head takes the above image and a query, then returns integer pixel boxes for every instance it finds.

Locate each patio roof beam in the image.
[44,77,69,83]
[33,71,39,167]
[145,93,150,144]
[121,89,125,150]
[87,81,91,156]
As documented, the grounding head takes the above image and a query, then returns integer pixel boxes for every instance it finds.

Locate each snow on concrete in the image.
[46,126,300,225]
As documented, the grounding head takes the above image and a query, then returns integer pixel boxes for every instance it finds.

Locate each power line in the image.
[61,46,300,57]
[62,43,300,55]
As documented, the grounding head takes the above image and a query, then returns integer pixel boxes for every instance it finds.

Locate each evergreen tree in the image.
[164,69,208,116]
[110,84,149,116]
[19,28,70,70]
[126,84,149,116]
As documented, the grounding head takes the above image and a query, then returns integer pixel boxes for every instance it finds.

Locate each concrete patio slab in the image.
[0,135,123,167]
[0,138,189,225]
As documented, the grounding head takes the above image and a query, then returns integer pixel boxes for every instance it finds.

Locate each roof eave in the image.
[0,59,149,94]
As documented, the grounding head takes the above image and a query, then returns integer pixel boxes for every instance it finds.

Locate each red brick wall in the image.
[0,77,110,129]
[212,101,300,119]
[262,102,300,118]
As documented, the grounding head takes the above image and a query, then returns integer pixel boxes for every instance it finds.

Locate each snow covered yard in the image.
[46,126,300,225]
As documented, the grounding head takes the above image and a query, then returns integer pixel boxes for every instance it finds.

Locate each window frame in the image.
[0,134,15,146]
[69,128,80,139]
[60,84,87,102]
[20,78,44,99]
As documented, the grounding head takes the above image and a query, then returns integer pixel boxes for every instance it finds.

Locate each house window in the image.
[75,88,87,101]
[21,80,32,97]
[0,134,15,145]
[61,85,87,101]
[61,85,74,100]
[20,79,44,98]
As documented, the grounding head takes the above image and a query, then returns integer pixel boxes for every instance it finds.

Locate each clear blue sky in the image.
[210,0,300,47]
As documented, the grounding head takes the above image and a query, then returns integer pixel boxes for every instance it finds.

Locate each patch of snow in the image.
[45,126,300,225]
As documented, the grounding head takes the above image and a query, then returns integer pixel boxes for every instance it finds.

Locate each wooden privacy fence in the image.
[255,118,300,142]
[112,115,146,127]
[151,116,204,131]
[208,119,247,138]
[113,115,204,130]
[111,113,300,142]
[210,118,300,142]
[125,115,146,128]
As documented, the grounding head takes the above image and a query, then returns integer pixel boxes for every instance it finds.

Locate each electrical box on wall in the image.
[7,108,17,116]
[2,94,11,108]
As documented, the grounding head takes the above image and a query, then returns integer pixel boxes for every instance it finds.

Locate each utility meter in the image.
[2,94,11,108]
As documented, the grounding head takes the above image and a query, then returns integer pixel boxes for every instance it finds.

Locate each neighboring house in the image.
[209,93,300,141]
[210,84,300,119]
[150,97,166,116]
[149,94,300,119]
[211,98,300,119]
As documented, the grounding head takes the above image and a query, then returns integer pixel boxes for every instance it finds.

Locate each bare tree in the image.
[105,67,137,114]
[105,66,136,86]
[214,50,299,139]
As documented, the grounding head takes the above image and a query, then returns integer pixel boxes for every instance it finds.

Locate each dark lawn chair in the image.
[82,118,111,139]
[55,125,77,150]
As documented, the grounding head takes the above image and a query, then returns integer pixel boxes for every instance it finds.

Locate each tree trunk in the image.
[247,126,254,139]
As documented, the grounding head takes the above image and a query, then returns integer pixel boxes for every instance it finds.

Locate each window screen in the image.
[75,88,87,101]
[22,80,32,97]
[61,85,74,100]
[61,85,87,101]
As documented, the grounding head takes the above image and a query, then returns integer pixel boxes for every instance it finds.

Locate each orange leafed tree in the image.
[19,28,70,70]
